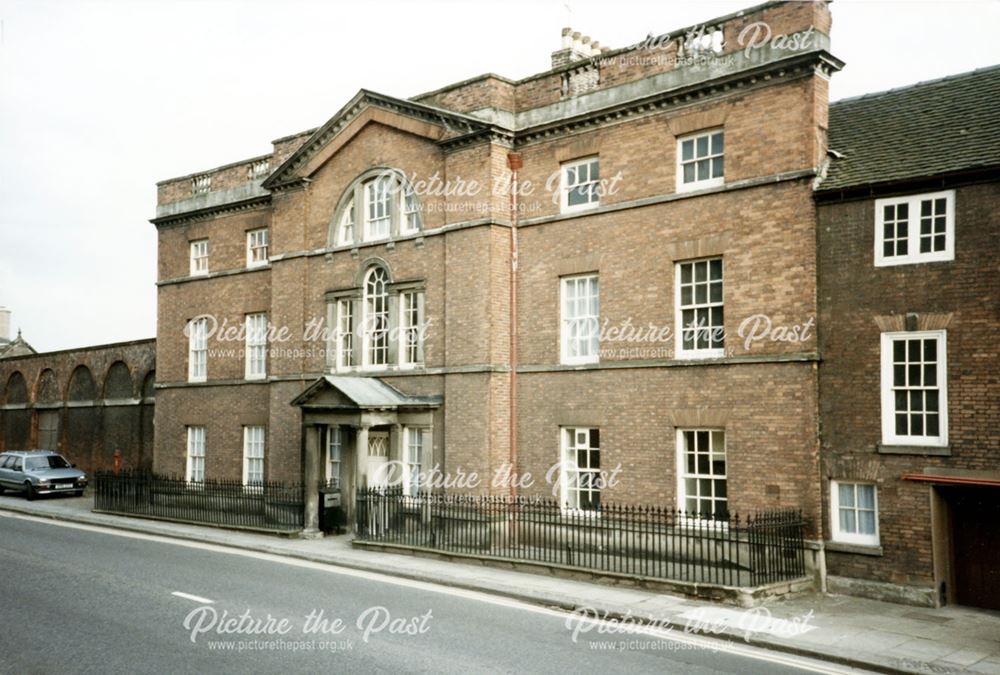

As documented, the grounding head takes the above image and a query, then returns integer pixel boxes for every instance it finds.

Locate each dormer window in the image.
[330,170,423,247]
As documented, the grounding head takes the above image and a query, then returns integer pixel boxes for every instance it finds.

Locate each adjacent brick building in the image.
[0,339,156,473]
[151,0,839,541]
[816,67,1000,609]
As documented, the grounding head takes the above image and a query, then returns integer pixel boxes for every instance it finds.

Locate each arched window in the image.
[331,169,422,247]
[337,199,355,246]
[363,267,389,367]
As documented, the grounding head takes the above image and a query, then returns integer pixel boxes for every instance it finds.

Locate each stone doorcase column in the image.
[355,423,371,493]
[302,424,322,539]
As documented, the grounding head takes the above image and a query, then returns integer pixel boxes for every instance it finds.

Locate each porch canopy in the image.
[291,376,441,536]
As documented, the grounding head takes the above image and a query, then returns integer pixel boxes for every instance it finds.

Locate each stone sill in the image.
[877,444,951,457]
[825,541,883,557]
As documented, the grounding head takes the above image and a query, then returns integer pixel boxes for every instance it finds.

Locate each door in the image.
[366,431,389,488]
[366,431,390,536]
[950,486,1000,610]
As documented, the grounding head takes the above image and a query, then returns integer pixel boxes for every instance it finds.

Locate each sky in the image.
[0,0,997,352]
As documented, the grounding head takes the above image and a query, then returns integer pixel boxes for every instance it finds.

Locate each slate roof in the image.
[819,65,1000,192]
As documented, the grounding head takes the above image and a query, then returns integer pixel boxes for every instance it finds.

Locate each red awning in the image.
[901,473,1000,487]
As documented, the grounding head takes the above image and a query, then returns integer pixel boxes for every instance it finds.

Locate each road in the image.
[0,512,865,674]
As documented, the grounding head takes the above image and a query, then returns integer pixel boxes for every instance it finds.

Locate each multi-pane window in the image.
[561,157,600,212]
[246,228,269,267]
[676,258,724,357]
[335,300,354,370]
[245,313,267,380]
[402,188,420,234]
[403,427,426,497]
[336,172,422,245]
[365,176,392,241]
[190,240,209,276]
[186,426,206,483]
[187,317,208,382]
[561,427,601,511]
[677,129,724,191]
[560,274,599,364]
[831,481,879,546]
[243,426,265,487]
[874,191,954,266]
[363,267,389,367]
[326,426,342,485]
[338,199,356,246]
[881,331,947,446]
[677,429,727,519]
[400,291,423,367]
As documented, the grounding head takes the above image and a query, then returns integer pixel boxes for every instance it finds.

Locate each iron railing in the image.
[93,471,304,533]
[356,489,806,587]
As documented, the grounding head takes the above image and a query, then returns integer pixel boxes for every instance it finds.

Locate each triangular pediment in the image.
[263,90,498,190]
[291,375,441,410]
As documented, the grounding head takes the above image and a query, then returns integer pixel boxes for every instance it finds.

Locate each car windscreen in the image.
[25,456,71,471]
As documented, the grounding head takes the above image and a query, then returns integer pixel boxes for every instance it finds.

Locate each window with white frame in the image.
[243,426,265,486]
[677,129,724,191]
[874,191,954,266]
[326,426,342,485]
[246,228,269,267]
[400,290,424,367]
[561,157,600,212]
[560,274,599,364]
[245,313,267,379]
[402,427,426,497]
[338,199,356,246]
[881,330,947,446]
[831,481,879,546]
[186,426,206,483]
[402,188,420,234]
[190,240,209,276]
[676,258,724,357]
[187,317,208,382]
[363,267,389,367]
[677,429,727,519]
[364,176,392,241]
[334,299,354,370]
[334,171,423,246]
[561,427,601,511]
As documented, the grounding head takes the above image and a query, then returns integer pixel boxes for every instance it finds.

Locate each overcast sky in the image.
[1,0,997,352]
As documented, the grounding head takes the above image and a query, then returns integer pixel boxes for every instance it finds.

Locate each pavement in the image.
[3,493,999,675]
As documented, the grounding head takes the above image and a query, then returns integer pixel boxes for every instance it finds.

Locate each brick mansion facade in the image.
[3,0,993,610]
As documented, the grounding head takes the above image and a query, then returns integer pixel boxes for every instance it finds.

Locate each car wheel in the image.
[0,484,6,494]
[74,490,84,497]
[25,483,36,501]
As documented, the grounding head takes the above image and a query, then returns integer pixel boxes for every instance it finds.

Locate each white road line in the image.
[171,591,215,604]
[0,511,868,674]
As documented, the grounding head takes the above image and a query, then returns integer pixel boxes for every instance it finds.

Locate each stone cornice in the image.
[150,195,271,228]
[262,89,499,191]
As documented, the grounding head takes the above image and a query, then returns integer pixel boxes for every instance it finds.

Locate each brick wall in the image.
[0,340,156,472]
[817,181,1000,587]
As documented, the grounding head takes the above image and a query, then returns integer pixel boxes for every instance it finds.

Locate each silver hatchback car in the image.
[0,450,88,500]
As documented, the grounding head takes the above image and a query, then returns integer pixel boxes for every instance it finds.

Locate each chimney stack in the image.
[551,27,604,69]
[0,307,10,344]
